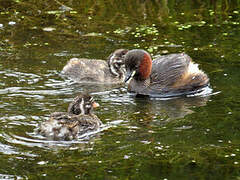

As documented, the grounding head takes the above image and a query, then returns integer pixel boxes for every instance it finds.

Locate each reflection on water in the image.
[0,0,239,179]
[133,94,210,121]
[0,75,212,152]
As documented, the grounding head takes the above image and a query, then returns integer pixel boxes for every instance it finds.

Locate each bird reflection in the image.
[129,95,209,126]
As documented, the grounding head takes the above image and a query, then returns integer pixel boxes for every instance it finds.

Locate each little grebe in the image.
[39,94,102,140]
[62,49,128,84]
[124,49,209,97]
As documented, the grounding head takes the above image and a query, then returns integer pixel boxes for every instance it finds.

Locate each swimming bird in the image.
[62,49,128,84]
[124,49,209,97]
[39,94,102,140]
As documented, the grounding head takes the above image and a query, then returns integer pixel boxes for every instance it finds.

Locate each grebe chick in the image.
[62,49,128,84]
[39,94,102,140]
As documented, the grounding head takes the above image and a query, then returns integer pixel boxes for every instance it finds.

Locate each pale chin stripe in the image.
[109,54,120,77]
[89,97,93,102]
[79,98,85,115]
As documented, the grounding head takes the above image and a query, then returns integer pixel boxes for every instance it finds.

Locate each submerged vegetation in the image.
[0,0,240,179]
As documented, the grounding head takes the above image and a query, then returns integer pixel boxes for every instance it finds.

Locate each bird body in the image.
[124,49,209,97]
[62,49,128,84]
[39,94,102,140]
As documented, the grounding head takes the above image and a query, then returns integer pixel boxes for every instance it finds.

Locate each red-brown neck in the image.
[138,53,152,80]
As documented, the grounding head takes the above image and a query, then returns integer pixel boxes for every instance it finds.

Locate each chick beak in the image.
[124,70,136,83]
[92,102,100,108]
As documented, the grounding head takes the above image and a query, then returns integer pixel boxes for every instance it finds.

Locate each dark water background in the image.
[0,0,240,179]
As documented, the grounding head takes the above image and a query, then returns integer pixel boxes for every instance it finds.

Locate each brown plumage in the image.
[39,94,102,140]
[124,49,209,97]
[62,49,128,84]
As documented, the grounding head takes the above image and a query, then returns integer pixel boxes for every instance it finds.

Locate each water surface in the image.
[0,0,240,179]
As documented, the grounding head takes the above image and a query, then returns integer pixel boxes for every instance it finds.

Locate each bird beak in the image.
[124,70,136,83]
[92,102,100,108]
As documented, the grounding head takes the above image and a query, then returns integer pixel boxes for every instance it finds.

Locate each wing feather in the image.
[150,53,190,88]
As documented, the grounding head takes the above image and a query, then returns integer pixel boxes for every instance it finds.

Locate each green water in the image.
[0,0,240,179]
